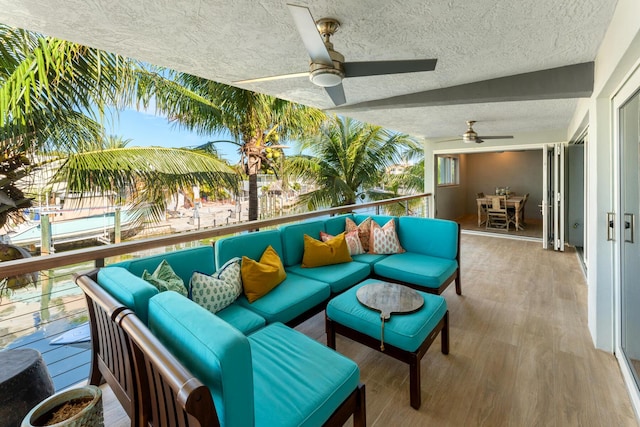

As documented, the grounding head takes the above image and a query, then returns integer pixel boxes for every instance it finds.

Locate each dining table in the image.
[476,195,525,230]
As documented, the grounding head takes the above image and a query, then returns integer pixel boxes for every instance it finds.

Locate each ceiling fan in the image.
[234,4,438,106]
[442,121,514,144]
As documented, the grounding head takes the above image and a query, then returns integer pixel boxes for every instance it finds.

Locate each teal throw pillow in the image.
[141,259,188,297]
[190,257,242,313]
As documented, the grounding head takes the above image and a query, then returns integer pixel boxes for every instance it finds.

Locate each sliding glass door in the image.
[616,80,640,391]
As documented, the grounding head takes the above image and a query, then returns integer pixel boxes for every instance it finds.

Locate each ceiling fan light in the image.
[463,131,477,143]
[309,69,343,87]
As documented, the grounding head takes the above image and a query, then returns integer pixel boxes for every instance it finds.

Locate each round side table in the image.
[0,348,55,427]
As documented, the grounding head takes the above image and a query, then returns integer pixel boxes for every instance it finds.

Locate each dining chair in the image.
[476,192,487,225]
[486,195,509,231]
[507,193,528,230]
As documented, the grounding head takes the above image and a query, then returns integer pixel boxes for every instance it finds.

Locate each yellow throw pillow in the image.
[301,233,352,268]
[241,245,287,303]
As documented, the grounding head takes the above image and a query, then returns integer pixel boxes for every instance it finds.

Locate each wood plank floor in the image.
[456,213,544,240]
[102,234,638,426]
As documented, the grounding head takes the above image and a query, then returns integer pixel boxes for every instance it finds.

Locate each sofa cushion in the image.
[398,216,458,259]
[234,273,330,324]
[215,303,266,335]
[286,261,370,294]
[301,233,352,268]
[148,291,254,427]
[112,245,215,284]
[97,267,158,324]
[369,219,405,255]
[249,322,360,427]
[216,229,283,268]
[345,216,372,252]
[373,252,458,290]
[351,253,388,266]
[323,214,353,236]
[241,246,287,303]
[190,257,242,313]
[321,230,365,255]
[279,220,326,267]
[141,259,188,297]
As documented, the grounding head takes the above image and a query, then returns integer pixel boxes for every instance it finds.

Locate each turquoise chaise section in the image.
[148,291,254,427]
[149,291,361,427]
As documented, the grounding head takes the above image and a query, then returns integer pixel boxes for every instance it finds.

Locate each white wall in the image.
[464,151,543,219]
[567,0,640,352]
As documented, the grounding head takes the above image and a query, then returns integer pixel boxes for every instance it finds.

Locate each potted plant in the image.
[21,385,103,427]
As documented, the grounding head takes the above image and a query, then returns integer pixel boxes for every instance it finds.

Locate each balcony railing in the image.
[0,193,431,390]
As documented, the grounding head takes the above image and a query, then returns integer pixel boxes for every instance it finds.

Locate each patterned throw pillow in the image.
[320,230,365,255]
[190,257,242,313]
[141,259,188,297]
[369,219,405,254]
[345,217,372,252]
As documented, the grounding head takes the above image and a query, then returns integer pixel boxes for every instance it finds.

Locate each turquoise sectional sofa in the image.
[84,213,458,424]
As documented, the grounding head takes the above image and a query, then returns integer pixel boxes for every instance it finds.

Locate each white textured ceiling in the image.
[0,0,618,140]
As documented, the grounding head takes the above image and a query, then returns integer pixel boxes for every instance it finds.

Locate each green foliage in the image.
[137,70,327,220]
[0,26,240,228]
[284,115,419,209]
[55,147,238,224]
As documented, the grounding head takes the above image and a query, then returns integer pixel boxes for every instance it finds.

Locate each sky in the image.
[106,108,243,164]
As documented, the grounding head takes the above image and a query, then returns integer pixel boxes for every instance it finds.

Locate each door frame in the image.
[542,143,565,251]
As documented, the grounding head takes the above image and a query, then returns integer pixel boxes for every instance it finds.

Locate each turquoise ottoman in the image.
[325,279,449,409]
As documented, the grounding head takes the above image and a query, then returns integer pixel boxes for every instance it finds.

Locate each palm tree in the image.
[372,159,426,216]
[137,71,326,221]
[0,26,238,292]
[284,115,419,210]
[1,26,238,228]
[55,145,237,223]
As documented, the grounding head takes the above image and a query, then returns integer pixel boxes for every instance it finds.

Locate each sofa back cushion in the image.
[148,291,254,427]
[398,217,458,259]
[323,214,353,236]
[279,220,325,267]
[353,214,397,227]
[112,246,215,284]
[97,267,158,324]
[215,229,283,268]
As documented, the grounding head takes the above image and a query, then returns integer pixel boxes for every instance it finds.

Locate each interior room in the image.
[434,149,543,238]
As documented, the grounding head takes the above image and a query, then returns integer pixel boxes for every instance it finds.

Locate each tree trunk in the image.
[248,172,258,221]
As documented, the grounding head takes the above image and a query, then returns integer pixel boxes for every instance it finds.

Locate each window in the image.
[437,156,459,185]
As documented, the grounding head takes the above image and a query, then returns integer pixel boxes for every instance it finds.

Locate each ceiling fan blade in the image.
[436,138,462,143]
[287,4,333,67]
[343,59,437,78]
[234,71,309,85]
[477,135,514,140]
[475,138,484,144]
[325,84,346,105]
